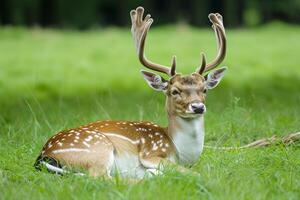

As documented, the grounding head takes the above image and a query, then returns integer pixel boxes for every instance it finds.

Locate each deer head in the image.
[130,7,227,119]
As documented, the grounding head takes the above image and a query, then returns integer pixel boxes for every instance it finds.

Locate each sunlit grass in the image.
[0,23,299,199]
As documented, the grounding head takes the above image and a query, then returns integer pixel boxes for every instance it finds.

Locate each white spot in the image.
[104,133,140,144]
[85,136,93,142]
[141,138,145,144]
[67,133,72,136]
[58,142,63,146]
[122,122,126,125]
[48,142,52,148]
[105,123,109,126]
[129,123,133,126]
[61,138,65,141]
[162,148,166,152]
[155,132,160,136]
[149,134,153,138]
[52,148,90,154]
[154,124,158,127]
[75,136,80,140]
[82,141,90,147]
[82,127,89,130]
[70,130,75,133]
[70,143,74,146]
[74,139,78,143]
[152,145,158,151]
[116,122,120,125]
[94,135,100,138]
[165,143,169,147]
[76,132,80,136]
[41,150,45,154]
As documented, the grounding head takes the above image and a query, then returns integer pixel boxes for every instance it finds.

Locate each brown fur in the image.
[166,74,206,117]
[39,120,177,176]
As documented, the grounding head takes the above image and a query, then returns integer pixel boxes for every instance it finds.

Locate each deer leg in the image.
[139,156,200,177]
[87,150,115,178]
[139,156,164,177]
[44,133,116,178]
[86,141,115,178]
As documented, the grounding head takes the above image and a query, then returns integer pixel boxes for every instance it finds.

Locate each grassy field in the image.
[0,23,300,199]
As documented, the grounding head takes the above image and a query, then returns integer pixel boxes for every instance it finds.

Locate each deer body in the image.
[35,7,228,178]
[38,121,177,177]
[37,109,206,177]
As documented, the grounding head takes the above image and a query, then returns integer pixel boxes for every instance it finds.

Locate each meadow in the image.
[0,23,300,199]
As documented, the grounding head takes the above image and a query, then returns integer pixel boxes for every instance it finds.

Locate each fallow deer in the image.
[34,6,228,178]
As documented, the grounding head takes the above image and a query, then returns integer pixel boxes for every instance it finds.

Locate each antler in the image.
[130,7,176,76]
[197,13,226,74]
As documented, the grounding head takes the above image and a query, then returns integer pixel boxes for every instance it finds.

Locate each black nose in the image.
[193,107,205,114]
[191,104,205,114]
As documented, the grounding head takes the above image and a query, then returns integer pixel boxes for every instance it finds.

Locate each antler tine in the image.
[197,13,226,74]
[130,7,176,76]
[205,13,226,72]
[170,55,176,76]
[209,13,225,46]
[197,53,206,74]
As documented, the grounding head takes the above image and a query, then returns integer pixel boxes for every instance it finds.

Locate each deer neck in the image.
[167,111,205,166]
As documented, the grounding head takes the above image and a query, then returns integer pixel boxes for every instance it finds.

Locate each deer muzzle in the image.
[188,102,206,114]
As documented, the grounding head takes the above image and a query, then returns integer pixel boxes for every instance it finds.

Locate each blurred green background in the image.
[1,0,300,29]
[0,1,300,200]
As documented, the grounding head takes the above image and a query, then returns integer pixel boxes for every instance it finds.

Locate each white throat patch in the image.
[172,116,205,165]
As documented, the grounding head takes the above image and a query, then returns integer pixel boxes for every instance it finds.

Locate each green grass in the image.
[0,23,300,199]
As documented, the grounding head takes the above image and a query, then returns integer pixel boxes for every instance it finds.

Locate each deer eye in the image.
[203,88,207,93]
[171,89,180,96]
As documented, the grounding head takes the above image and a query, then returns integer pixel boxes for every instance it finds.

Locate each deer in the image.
[34,7,300,179]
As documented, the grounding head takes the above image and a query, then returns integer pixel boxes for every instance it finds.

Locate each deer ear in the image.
[141,70,168,91]
[205,67,227,89]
